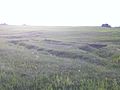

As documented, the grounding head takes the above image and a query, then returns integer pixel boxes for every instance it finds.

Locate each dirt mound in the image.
[43,39,70,46]
[88,44,107,49]
[79,45,96,52]
[9,41,106,65]
[46,49,105,65]
[37,48,45,51]
[18,43,39,50]
[9,40,18,44]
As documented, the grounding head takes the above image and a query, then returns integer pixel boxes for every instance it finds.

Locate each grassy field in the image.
[0,25,120,90]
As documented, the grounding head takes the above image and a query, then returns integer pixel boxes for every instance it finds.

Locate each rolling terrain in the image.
[0,25,120,90]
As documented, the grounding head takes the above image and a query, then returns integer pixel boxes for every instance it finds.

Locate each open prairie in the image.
[0,25,120,90]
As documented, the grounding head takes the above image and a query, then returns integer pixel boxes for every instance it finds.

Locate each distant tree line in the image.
[0,23,8,25]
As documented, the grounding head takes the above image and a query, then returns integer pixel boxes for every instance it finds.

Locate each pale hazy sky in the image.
[0,0,120,26]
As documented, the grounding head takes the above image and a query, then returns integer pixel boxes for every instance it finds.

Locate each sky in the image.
[0,0,120,26]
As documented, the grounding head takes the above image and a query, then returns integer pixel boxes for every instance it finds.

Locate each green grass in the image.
[0,25,120,90]
[0,72,119,90]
